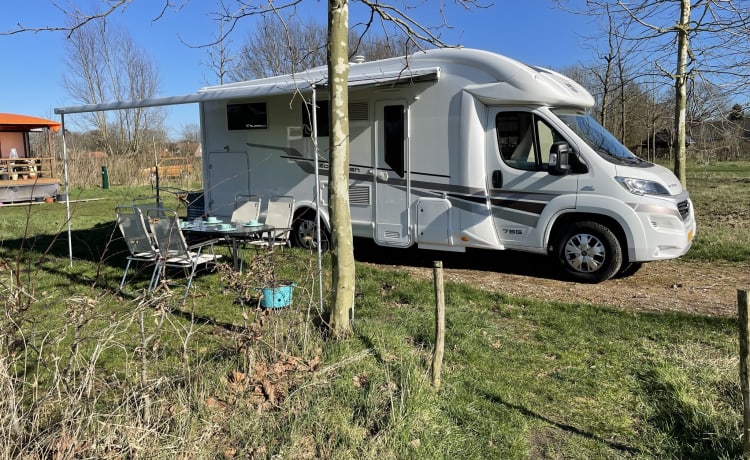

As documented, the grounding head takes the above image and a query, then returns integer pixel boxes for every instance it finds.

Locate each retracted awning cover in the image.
[54,66,440,115]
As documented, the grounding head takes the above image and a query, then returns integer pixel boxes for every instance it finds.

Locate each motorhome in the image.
[57,47,696,283]
[194,48,695,282]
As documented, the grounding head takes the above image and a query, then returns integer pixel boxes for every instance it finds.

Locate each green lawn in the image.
[0,163,747,459]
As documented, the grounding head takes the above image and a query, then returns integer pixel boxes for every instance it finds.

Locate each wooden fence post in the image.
[432,261,445,389]
[738,289,750,456]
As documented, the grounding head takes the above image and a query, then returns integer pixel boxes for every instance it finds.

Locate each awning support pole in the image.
[60,113,73,268]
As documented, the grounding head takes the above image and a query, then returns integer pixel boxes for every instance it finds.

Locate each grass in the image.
[0,162,748,458]
[684,161,750,262]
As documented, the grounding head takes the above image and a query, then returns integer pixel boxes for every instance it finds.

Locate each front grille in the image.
[677,200,690,220]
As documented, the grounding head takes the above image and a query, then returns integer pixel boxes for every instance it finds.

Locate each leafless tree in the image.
[230,14,415,82]
[63,19,165,156]
[556,0,750,187]
[202,3,235,86]
[178,123,201,144]
[326,0,354,337]
[232,15,328,81]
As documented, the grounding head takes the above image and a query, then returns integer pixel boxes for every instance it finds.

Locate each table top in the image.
[181,221,277,238]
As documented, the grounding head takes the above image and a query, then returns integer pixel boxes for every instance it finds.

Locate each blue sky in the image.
[0,1,596,137]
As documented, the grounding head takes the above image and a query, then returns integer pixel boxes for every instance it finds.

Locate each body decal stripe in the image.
[279,155,557,224]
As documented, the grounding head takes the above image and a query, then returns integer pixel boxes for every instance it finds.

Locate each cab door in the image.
[486,108,579,248]
[373,100,411,247]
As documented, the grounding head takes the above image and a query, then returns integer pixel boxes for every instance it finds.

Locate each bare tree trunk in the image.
[327,0,354,337]
[599,7,616,130]
[674,0,690,188]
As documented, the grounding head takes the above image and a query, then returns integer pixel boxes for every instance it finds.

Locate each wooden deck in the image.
[0,156,60,203]
[0,177,59,203]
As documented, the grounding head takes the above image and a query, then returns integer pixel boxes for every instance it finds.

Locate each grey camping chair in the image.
[230,194,261,223]
[249,195,295,250]
[147,208,222,301]
[115,206,161,293]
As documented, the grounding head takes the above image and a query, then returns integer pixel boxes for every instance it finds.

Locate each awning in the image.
[0,113,62,132]
[54,66,441,115]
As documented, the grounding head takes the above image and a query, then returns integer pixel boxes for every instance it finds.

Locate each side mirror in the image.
[548,141,571,175]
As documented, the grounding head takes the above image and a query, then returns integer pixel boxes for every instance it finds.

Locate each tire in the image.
[555,221,622,283]
[292,210,330,252]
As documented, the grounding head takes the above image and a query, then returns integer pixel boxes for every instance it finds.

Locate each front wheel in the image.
[292,210,330,252]
[554,221,622,283]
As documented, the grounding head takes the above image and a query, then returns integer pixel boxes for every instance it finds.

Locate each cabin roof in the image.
[0,113,62,132]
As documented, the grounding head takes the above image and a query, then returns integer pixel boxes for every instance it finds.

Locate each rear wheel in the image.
[555,221,622,283]
[292,210,330,251]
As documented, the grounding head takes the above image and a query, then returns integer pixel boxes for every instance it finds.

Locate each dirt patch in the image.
[354,241,750,317]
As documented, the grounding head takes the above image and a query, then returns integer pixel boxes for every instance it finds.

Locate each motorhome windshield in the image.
[552,110,643,164]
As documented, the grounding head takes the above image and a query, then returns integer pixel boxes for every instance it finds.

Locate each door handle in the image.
[492,170,503,188]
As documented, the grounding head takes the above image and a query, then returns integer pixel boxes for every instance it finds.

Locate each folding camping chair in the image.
[115,206,161,293]
[249,195,295,250]
[230,194,261,224]
[147,208,222,301]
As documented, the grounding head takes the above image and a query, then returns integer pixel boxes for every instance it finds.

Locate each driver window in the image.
[537,118,562,167]
[496,112,536,171]
[496,111,565,171]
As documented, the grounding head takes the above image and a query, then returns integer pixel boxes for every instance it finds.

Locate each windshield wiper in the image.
[620,156,644,165]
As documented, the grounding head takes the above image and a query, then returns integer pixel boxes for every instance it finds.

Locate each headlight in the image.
[615,176,670,196]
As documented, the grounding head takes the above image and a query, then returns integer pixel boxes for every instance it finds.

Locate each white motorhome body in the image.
[197,47,695,282]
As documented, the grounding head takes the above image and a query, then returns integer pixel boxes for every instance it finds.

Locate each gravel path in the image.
[355,242,750,317]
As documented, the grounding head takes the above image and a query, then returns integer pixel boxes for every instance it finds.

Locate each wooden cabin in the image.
[0,113,60,203]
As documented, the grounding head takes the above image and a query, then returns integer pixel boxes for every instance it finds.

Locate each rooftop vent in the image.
[352,55,366,64]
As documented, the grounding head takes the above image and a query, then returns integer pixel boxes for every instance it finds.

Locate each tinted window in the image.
[227,102,267,130]
[384,105,405,177]
[303,100,329,137]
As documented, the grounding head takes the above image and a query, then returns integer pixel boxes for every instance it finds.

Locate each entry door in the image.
[206,151,250,218]
[373,100,410,246]
[487,108,580,247]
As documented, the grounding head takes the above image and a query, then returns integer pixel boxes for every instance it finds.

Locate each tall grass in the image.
[0,162,747,458]
[59,150,202,190]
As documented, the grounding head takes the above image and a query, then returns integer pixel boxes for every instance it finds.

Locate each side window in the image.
[227,102,267,130]
[536,117,564,167]
[496,111,565,171]
[383,104,405,177]
[302,100,329,137]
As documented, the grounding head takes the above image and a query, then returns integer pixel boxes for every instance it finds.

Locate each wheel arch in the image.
[547,212,630,263]
[293,204,330,233]
[291,203,332,250]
